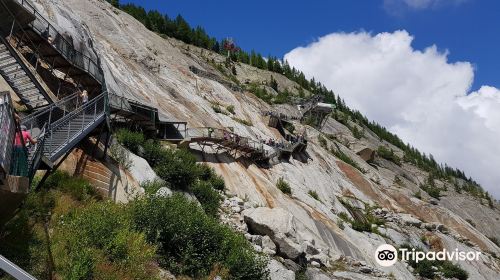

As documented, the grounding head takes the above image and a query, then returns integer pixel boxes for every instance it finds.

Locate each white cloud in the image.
[284,30,500,198]
[383,0,468,15]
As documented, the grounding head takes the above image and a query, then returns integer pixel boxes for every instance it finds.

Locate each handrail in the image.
[49,92,106,130]
[42,91,107,160]
[0,3,54,106]
[0,91,16,178]
[21,92,80,140]
[21,92,78,124]
[185,127,265,154]
[0,255,37,280]
[12,0,104,84]
[27,124,45,181]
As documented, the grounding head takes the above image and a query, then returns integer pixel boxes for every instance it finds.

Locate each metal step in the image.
[7,75,30,85]
[2,64,22,74]
[14,81,36,91]
[0,61,19,72]
[0,53,11,61]
[21,88,40,97]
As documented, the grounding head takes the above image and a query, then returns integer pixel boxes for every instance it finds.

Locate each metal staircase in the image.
[8,0,104,89]
[21,91,108,181]
[0,38,49,109]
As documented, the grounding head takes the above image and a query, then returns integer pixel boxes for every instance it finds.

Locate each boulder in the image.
[242,207,304,260]
[302,240,319,255]
[262,235,277,251]
[267,259,295,280]
[311,261,321,268]
[306,252,331,268]
[156,187,173,197]
[242,207,296,237]
[305,268,331,280]
[230,196,244,206]
[252,235,263,246]
[283,259,301,272]
[356,147,375,162]
[399,213,422,227]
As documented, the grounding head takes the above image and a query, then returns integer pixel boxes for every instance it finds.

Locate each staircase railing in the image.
[0,91,16,179]
[0,3,54,105]
[0,255,37,280]
[185,127,265,155]
[21,92,80,140]
[11,0,104,84]
[108,90,158,123]
[43,91,107,160]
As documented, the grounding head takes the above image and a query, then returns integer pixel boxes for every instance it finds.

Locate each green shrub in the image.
[248,83,273,104]
[109,143,133,170]
[44,170,96,201]
[351,220,372,232]
[308,190,320,201]
[338,212,350,222]
[198,164,226,191]
[115,129,144,154]
[154,148,200,191]
[130,194,268,279]
[142,179,168,195]
[273,90,292,104]
[421,184,441,199]
[331,147,366,173]
[142,139,169,167]
[440,261,468,280]
[377,146,401,166]
[413,259,436,278]
[400,244,468,280]
[351,125,364,139]
[317,135,328,149]
[226,105,235,114]
[414,190,422,199]
[233,117,253,126]
[283,122,295,134]
[276,177,291,195]
[52,201,157,280]
[191,181,222,217]
[212,104,227,115]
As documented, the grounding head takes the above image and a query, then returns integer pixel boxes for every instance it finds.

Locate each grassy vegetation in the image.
[276,177,292,195]
[414,190,422,199]
[226,104,235,114]
[1,136,268,279]
[399,244,468,280]
[116,130,225,217]
[420,175,442,200]
[131,193,268,278]
[338,198,384,234]
[377,146,402,166]
[247,83,273,104]
[232,117,253,126]
[212,104,228,115]
[317,135,366,174]
[115,128,144,154]
[308,190,320,201]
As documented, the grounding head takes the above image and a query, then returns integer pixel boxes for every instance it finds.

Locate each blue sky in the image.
[123,0,498,91]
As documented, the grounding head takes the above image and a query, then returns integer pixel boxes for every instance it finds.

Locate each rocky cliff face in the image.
[32,0,500,279]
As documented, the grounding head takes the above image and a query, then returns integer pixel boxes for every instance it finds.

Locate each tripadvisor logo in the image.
[375,244,398,267]
[374,244,481,267]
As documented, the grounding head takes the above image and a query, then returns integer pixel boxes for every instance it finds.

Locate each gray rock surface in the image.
[267,259,295,280]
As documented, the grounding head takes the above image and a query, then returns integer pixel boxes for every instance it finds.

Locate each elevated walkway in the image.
[1,0,103,95]
[21,91,108,166]
[0,1,54,109]
[180,127,267,160]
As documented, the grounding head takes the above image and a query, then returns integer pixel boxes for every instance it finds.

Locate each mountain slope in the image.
[31,0,500,279]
